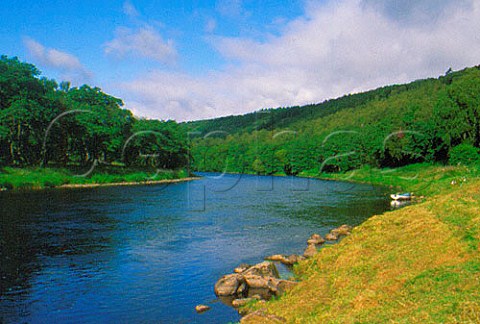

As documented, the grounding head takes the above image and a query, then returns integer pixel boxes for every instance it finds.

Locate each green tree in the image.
[124,118,188,169]
[434,70,480,151]
[65,85,133,164]
[449,143,480,166]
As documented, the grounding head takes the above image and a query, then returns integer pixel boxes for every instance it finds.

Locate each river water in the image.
[0,173,389,323]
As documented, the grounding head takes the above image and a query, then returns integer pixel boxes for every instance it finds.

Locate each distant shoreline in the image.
[0,174,200,192]
[0,167,197,192]
[57,177,201,189]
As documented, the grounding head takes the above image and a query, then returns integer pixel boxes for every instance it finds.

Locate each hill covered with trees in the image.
[188,66,480,175]
[0,55,189,171]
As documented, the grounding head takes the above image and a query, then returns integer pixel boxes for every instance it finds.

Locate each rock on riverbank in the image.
[211,224,354,319]
[214,261,298,302]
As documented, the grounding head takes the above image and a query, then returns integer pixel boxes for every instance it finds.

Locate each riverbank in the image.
[242,163,480,323]
[0,166,193,191]
[58,177,200,189]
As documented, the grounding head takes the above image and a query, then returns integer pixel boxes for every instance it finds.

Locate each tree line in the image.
[1,55,479,176]
[0,55,189,170]
[190,66,480,175]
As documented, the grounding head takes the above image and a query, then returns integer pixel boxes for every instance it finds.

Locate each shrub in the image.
[449,143,480,166]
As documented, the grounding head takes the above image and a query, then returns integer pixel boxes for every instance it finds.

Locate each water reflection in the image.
[390,199,412,209]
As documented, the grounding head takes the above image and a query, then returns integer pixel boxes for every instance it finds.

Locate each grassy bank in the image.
[243,164,480,323]
[0,166,190,190]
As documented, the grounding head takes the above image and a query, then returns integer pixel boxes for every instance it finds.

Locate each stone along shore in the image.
[195,224,353,320]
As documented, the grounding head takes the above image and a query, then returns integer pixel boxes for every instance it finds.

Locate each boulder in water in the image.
[243,261,279,278]
[307,233,325,245]
[331,224,352,236]
[195,304,211,313]
[244,275,271,290]
[214,273,245,296]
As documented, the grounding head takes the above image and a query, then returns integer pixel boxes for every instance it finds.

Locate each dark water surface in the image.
[0,173,390,323]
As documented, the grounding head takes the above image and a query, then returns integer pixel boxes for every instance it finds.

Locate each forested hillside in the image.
[187,79,437,136]
[0,55,188,170]
[189,66,480,175]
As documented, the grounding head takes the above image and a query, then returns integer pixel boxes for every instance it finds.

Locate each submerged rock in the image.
[195,304,211,313]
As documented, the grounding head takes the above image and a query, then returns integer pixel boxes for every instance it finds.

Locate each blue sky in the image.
[1,0,480,121]
[1,1,302,82]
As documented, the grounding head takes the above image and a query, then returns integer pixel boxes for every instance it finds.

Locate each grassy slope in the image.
[0,166,189,190]
[244,164,480,323]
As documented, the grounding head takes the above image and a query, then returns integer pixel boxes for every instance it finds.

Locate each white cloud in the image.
[362,0,472,25]
[104,25,177,64]
[205,18,217,33]
[23,37,92,83]
[123,0,140,18]
[120,0,480,121]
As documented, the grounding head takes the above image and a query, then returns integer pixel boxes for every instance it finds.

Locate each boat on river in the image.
[390,192,413,201]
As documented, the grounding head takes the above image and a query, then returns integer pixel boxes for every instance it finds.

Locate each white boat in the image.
[390,192,412,201]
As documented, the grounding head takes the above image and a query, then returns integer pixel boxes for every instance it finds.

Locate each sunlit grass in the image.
[301,163,479,197]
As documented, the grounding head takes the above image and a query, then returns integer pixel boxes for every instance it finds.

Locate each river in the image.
[0,173,390,323]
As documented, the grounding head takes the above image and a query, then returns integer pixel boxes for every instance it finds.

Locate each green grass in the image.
[242,164,480,323]
[301,163,479,197]
[0,166,190,190]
